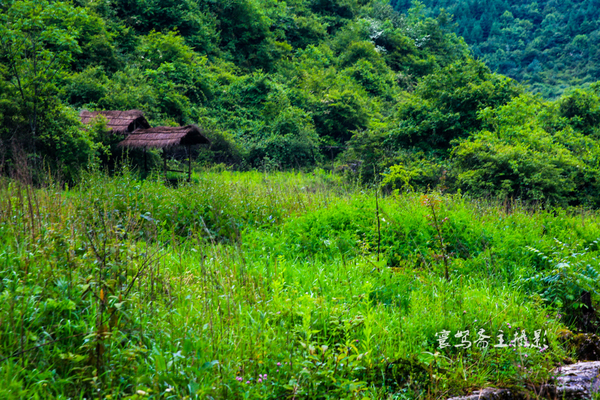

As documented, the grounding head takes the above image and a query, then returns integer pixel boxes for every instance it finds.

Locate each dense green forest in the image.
[0,0,468,173]
[392,0,600,97]
[3,0,600,208]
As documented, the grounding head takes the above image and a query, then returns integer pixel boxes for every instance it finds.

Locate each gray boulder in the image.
[447,361,600,400]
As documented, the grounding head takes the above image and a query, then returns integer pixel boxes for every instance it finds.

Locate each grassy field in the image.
[0,169,598,399]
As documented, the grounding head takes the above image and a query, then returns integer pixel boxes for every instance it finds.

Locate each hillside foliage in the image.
[2,0,600,206]
[0,0,466,173]
[391,0,600,97]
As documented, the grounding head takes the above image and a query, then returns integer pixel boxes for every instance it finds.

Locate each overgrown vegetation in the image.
[0,0,467,174]
[1,168,598,398]
[2,1,600,396]
[3,0,600,209]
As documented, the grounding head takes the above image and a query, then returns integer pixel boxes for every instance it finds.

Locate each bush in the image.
[452,94,600,206]
[36,102,108,181]
[247,107,321,169]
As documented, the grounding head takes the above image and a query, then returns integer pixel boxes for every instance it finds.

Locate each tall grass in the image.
[0,169,597,398]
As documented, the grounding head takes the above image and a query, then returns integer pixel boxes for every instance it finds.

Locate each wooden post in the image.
[163,149,167,179]
[187,145,191,182]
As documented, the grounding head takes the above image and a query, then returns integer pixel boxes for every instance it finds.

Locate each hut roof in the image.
[80,110,150,134]
[118,125,210,149]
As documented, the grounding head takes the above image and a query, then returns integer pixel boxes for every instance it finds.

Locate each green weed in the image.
[0,170,595,398]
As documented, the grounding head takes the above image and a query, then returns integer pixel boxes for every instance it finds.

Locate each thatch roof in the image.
[80,110,150,135]
[118,125,210,149]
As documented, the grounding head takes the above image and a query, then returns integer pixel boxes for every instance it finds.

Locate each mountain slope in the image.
[392,0,600,97]
[0,0,468,173]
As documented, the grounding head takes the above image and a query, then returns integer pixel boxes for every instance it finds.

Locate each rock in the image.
[447,388,524,400]
[540,361,600,400]
[448,361,600,400]
[572,334,600,361]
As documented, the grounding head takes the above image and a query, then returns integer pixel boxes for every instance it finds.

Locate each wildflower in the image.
[236,377,243,382]
[463,310,467,314]
[264,374,268,379]
[258,379,263,383]
[524,354,528,357]
[277,362,282,366]
[246,381,250,384]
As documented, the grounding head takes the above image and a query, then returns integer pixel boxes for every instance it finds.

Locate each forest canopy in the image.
[392,0,600,98]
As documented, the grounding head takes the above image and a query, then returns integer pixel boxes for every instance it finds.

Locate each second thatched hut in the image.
[80,110,150,135]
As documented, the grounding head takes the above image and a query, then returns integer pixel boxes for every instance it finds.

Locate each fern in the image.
[521,238,600,311]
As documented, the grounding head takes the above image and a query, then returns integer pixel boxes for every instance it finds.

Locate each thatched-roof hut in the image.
[80,110,150,135]
[119,125,210,181]
[118,125,210,149]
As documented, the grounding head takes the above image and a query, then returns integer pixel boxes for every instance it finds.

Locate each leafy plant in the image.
[522,239,600,330]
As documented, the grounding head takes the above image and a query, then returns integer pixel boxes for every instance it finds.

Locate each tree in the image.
[313,88,371,145]
[452,94,597,205]
[386,58,521,153]
[557,85,600,136]
[111,0,219,55]
[0,0,85,151]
